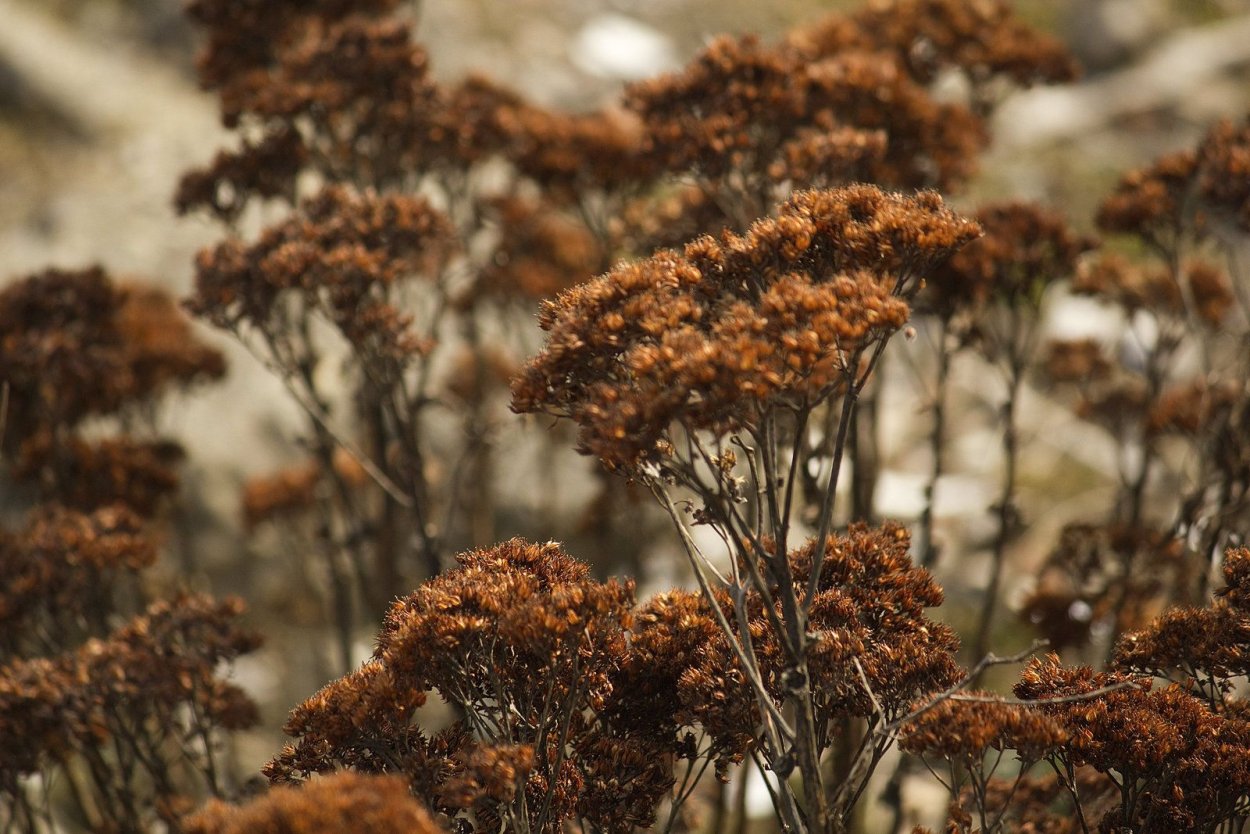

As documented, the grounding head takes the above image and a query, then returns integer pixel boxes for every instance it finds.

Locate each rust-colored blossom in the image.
[0,506,155,658]
[513,186,978,473]
[787,0,1077,92]
[266,539,669,834]
[0,595,260,828]
[902,693,1067,763]
[626,36,987,195]
[189,185,454,374]
[0,267,224,454]
[186,772,443,834]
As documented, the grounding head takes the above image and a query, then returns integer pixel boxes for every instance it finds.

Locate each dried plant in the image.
[19,3,1250,834]
[0,266,260,833]
[0,267,223,465]
[514,183,978,832]
[186,772,444,834]
[264,539,677,834]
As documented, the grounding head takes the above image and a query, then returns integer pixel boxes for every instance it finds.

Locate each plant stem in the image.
[973,369,1021,670]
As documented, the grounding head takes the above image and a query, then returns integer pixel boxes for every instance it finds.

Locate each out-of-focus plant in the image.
[1021,116,1250,661]
[0,268,260,833]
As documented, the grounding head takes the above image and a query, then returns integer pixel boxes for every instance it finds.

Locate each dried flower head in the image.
[626,36,986,195]
[901,693,1067,764]
[1195,115,1250,233]
[479,196,606,302]
[1114,603,1250,695]
[175,126,307,222]
[266,539,671,833]
[186,772,443,834]
[1114,545,1250,705]
[1072,252,1232,327]
[14,437,184,517]
[494,103,653,200]
[241,448,369,530]
[0,267,225,453]
[1015,652,1250,831]
[624,525,961,774]
[1042,338,1112,385]
[922,201,1092,324]
[0,595,260,821]
[1217,546,1250,611]
[0,505,155,658]
[1022,522,1183,646]
[513,185,978,473]
[1096,150,1199,252]
[186,0,401,125]
[787,0,1078,92]
[1147,377,1239,436]
[188,185,454,373]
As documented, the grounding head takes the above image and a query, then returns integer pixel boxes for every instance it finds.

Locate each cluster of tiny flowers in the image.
[185,772,442,834]
[513,185,979,473]
[264,539,679,834]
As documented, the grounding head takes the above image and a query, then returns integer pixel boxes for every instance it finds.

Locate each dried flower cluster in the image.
[621,0,1074,236]
[189,185,453,366]
[1096,114,1250,251]
[0,505,155,658]
[905,548,1250,832]
[478,196,607,303]
[625,34,980,196]
[514,185,979,473]
[0,267,223,459]
[0,595,261,831]
[632,525,960,768]
[788,0,1077,93]
[923,201,1092,326]
[0,264,262,832]
[265,539,676,834]
[1022,523,1185,652]
[186,772,443,834]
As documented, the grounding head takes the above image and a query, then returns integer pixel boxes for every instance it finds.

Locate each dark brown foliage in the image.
[1096,114,1250,252]
[0,595,260,830]
[0,505,155,658]
[1042,338,1113,385]
[493,103,653,200]
[0,267,224,455]
[917,567,1250,833]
